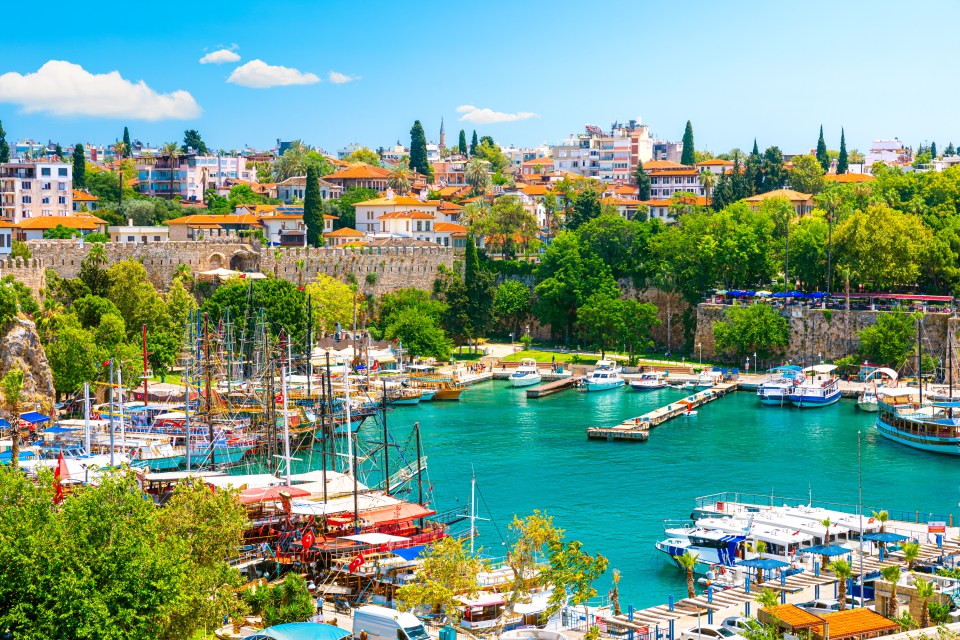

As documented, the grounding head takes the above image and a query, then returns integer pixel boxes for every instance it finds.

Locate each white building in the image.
[352,189,440,234]
[136,154,253,201]
[0,161,73,222]
[0,220,12,254]
[865,139,911,167]
[552,121,654,182]
[108,220,170,244]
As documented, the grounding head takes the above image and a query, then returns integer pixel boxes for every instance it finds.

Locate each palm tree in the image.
[272,140,309,181]
[756,586,780,610]
[2,368,24,471]
[295,259,306,289]
[465,158,490,195]
[901,541,920,571]
[829,559,853,610]
[871,510,890,552]
[673,551,698,598]
[820,518,833,569]
[610,568,622,616]
[388,162,412,194]
[749,540,768,584]
[913,576,935,629]
[880,565,902,618]
[699,169,717,207]
[160,142,181,199]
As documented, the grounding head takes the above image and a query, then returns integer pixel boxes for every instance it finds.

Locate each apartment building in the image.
[136,154,253,200]
[552,121,655,182]
[0,161,73,222]
[353,189,440,234]
[646,161,704,199]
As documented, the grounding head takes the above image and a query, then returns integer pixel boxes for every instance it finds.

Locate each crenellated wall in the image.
[0,258,47,298]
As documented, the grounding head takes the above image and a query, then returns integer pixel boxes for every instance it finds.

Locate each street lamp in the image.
[746,356,750,373]
[753,351,757,372]
[818,352,823,364]
[697,342,702,366]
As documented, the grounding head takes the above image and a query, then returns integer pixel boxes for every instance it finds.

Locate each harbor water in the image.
[386,381,960,608]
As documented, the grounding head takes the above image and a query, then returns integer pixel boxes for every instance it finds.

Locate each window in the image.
[128,236,135,242]
[21,181,31,189]
[41,168,51,176]
[21,195,31,204]
[58,196,67,205]
[153,236,161,242]
[58,168,68,176]
[41,182,51,190]
[416,221,422,232]
[42,196,50,204]
[58,183,66,191]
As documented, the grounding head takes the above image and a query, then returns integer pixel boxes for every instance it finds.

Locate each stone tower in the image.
[439,118,446,152]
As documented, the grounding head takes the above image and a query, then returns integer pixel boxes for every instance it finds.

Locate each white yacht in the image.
[581,360,625,392]
[509,358,542,388]
[790,365,841,408]
[857,368,899,412]
[757,366,803,405]
[629,371,668,391]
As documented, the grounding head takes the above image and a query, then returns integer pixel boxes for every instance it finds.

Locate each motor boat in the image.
[629,371,668,391]
[509,358,542,388]
[790,365,841,408]
[581,360,625,392]
[757,366,803,405]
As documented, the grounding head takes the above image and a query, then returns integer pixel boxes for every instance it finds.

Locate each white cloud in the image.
[0,60,201,120]
[456,104,539,124]
[199,48,240,64]
[227,59,320,88]
[328,71,360,84]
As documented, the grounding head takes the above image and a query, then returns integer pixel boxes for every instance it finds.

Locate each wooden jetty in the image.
[526,376,582,399]
[586,382,737,441]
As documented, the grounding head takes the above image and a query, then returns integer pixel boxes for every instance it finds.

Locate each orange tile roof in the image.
[438,186,467,197]
[612,185,639,195]
[815,608,900,639]
[71,189,99,202]
[324,227,365,237]
[522,157,554,166]
[325,164,391,180]
[647,168,700,176]
[439,201,463,211]
[824,173,874,183]
[603,196,641,206]
[380,210,436,220]
[0,220,15,228]
[521,185,550,196]
[644,160,689,170]
[354,195,435,207]
[435,222,467,233]
[165,214,261,226]
[16,214,107,230]
[763,605,823,630]
[696,159,734,166]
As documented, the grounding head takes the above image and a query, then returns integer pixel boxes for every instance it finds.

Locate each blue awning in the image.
[246,623,352,640]
[391,545,426,561]
[933,402,960,408]
[19,412,50,424]
[0,418,9,428]
[737,557,790,569]
[796,544,853,557]
[43,425,77,434]
[862,532,909,543]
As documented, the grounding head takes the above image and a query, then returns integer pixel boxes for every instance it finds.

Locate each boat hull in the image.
[582,380,625,392]
[856,401,879,412]
[434,388,464,401]
[875,418,960,455]
[130,454,186,471]
[510,374,542,388]
[629,383,666,391]
[790,391,841,408]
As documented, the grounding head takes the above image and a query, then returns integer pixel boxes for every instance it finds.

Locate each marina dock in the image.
[586,383,737,441]
[526,376,582,398]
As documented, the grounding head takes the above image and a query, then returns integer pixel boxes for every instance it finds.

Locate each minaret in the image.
[439,118,446,151]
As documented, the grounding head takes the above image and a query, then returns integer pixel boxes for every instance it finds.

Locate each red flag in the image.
[301,530,315,551]
[348,551,365,573]
[53,450,69,504]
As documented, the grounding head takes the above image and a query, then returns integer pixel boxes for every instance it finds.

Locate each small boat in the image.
[509,358,542,388]
[757,365,803,405]
[790,365,841,408]
[683,410,698,417]
[630,371,668,391]
[857,367,899,412]
[694,371,720,389]
[581,360,625,392]
[418,388,437,402]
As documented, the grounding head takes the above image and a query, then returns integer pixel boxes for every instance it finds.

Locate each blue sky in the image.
[1,0,957,156]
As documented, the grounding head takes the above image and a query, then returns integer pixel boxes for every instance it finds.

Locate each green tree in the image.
[576,214,640,279]
[621,299,660,360]
[837,128,849,174]
[634,160,651,200]
[713,303,789,363]
[54,143,65,160]
[761,146,787,191]
[78,244,111,299]
[182,129,208,154]
[816,125,830,171]
[567,188,602,230]
[901,540,920,571]
[43,225,80,239]
[303,165,323,246]
[342,147,381,167]
[493,281,530,338]
[789,214,828,291]
[473,140,509,174]
[463,235,495,339]
[500,511,563,630]
[577,291,624,358]
[201,279,306,344]
[946,142,956,156]
[674,551,698,598]
[681,120,695,166]
[789,154,826,195]
[880,565,902,617]
[470,130,478,156]
[834,205,932,290]
[409,120,430,177]
[388,159,412,194]
[383,306,451,359]
[0,121,9,163]
[305,274,356,334]
[46,319,100,397]
[10,241,30,261]
[829,559,852,610]
[465,157,490,195]
[122,127,131,156]
[913,577,935,629]
[245,573,314,627]
[483,196,539,258]
[745,139,763,196]
[335,186,379,230]
[545,539,609,629]
[396,536,485,623]
[72,144,86,188]
[931,142,938,159]
[458,130,468,156]
[1,368,23,469]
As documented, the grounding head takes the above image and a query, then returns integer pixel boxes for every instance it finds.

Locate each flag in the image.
[301,529,315,551]
[348,551,365,573]
[372,360,380,372]
[53,449,69,504]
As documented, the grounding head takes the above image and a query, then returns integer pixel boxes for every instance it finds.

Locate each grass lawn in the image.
[451,351,485,361]
[500,349,601,365]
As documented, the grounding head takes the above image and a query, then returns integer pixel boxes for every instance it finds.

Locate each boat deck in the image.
[526,377,582,399]
[586,383,737,441]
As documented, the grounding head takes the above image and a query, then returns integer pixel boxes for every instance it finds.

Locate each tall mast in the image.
[184,349,191,471]
[322,352,331,502]
[306,296,313,398]
[470,468,476,553]
[108,359,115,466]
[344,359,353,476]
[281,364,292,487]
[382,379,389,494]
[352,431,360,534]
[918,318,923,406]
[204,313,215,467]
[415,422,424,528]
[142,324,148,406]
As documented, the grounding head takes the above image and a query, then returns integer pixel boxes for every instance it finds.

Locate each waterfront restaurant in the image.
[760,604,901,640]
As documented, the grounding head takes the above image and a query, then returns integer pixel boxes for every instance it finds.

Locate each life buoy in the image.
[718,566,726,575]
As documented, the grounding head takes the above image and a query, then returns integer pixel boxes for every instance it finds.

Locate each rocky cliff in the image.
[0,318,56,414]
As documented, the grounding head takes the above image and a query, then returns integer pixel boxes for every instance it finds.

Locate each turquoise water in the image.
[382,382,960,608]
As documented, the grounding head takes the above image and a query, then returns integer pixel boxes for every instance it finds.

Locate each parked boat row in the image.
[756,365,840,408]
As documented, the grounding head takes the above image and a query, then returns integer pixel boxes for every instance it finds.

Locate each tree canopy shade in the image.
[681,121,695,166]
[857,310,918,369]
[396,536,485,623]
[833,205,932,290]
[789,154,826,195]
[182,129,208,154]
[761,146,787,191]
[712,302,789,362]
[342,147,380,167]
[0,469,247,639]
[72,144,86,188]
[305,274,357,335]
[378,288,451,358]
[201,278,307,344]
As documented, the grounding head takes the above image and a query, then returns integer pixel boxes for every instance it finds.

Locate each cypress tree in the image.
[634,160,651,200]
[946,142,956,156]
[72,144,86,188]
[816,125,830,172]
[761,146,786,191]
[681,120,695,166]
[0,121,9,163]
[470,130,478,156]
[464,234,478,287]
[458,130,468,156]
[745,139,763,195]
[730,155,747,201]
[54,144,64,160]
[303,165,323,246]
[122,127,131,157]
[409,120,429,176]
[932,141,938,159]
[837,129,849,175]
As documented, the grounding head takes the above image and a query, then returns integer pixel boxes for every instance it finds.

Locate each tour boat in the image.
[630,371,668,391]
[509,358,542,388]
[581,360,625,392]
[694,371,720,389]
[757,366,803,405]
[875,390,960,455]
[857,368,899,412]
[789,365,841,408]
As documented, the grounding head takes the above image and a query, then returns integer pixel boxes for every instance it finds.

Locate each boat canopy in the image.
[207,474,283,490]
[246,623,351,640]
[804,364,837,374]
[19,412,50,424]
[770,365,802,373]
[878,388,917,397]
[932,401,960,408]
[340,532,408,544]
[865,367,899,381]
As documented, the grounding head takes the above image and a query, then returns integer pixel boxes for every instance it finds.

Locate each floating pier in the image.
[526,376,582,398]
[586,382,737,441]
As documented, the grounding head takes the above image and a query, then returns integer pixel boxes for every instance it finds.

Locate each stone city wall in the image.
[0,258,47,298]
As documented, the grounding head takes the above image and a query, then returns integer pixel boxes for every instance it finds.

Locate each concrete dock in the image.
[587,382,737,441]
[526,376,582,398]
